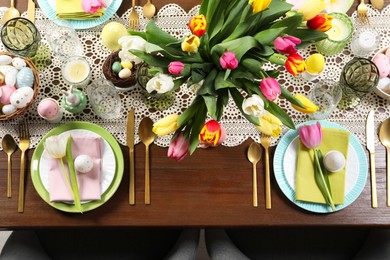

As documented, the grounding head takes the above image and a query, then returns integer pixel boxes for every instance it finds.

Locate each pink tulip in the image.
[168,132,190,161]
[260,78,281,101]
[273,36,301,55]
[298,122,322,149]
[219,52,238,70]
[168,61,185,75]
[82,0,106,14]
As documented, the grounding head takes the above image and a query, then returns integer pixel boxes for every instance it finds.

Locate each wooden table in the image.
[0,0,389,229]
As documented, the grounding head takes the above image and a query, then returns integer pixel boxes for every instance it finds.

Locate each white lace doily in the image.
[0,4,389,149]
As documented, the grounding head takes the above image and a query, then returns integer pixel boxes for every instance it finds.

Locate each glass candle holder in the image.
[350,27,381,56]
[308,80,342,119]
[1,17,41,58]
[315,13,353,56]
[338,58,379,109]
[61,56,91,87]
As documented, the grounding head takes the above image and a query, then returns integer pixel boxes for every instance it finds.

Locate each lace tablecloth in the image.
[0,4,389,149]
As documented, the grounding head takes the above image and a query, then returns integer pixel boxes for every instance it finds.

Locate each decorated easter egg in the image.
[2,104,17,115]
[111,61,122,74]
[37,98,59,120]
[118,68,131,79]
[5,72,16,87]
[0,72,5,85]
[121,61,133,70]
[0,85,16,104]
[323,150,346,173]
[373,53,390,78]
[16,67,34,88]
[100,22,128,51]
[0,55,12,65]
[12,57,26,70]
[74,154,94,173]
[10,87,34,108]
[377,77,390,93]
[305,53,325,74]
[0,65,18,76]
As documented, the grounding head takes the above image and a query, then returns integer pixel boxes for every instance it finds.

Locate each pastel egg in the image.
[373,53,390,78]
[10,87,34,108]
[121,61,133,70]
[0,65,18,76]
[378,77,390,92]
[323,150,346,173]
[12,57,26,70]
[74,154,94,173]
[0,85,16,105]
[385,48,390,61]
[37,98,59,120]
[111,61,122,74]
[2,104,17,115]
[118,68,131,79]
[16,67,34,88]
[5,72,16,87]
[0,55,12,65]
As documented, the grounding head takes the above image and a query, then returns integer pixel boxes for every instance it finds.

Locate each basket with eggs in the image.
[0,52,39,120]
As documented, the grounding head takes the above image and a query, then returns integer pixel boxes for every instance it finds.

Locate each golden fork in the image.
[128,0,139,30]
[260,134,271,209]
[357,0,370,26]
[18,119,30,213]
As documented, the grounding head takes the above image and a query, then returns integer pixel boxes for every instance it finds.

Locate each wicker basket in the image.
[0,52,39,120]
[102,50,139,90]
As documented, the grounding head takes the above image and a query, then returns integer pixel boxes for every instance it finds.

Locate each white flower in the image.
[146,74,175,94]
[242,94,266,117]
[324,0,354,13]
[118,36,147,64]
[44,135,69,159]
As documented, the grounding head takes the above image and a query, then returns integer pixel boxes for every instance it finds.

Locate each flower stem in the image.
[267,53,287,66]
[59,158,73,200]
[314,149,336,211]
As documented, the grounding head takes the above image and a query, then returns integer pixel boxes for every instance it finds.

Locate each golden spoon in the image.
[247,142,262,207]
[379,118,390,206]
[138,117,156,205]
[371,0,384,9]
[142,0,156,19]
[2,134,17,198]
[2,0,20,24]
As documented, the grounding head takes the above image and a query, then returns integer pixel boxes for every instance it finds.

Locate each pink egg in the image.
[0,85,16,105]
[373,53,390,78]
[385,48,390,63]
[37,98,59,120]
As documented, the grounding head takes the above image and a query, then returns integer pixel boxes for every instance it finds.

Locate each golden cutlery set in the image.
[128,0,156,30]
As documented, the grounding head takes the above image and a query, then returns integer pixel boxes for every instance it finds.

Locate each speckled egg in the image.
[323,150,346,173]
[118,68,131,79]
[2,104,17,115]
[111,61,122,74]
[37,98,59,120]
[373,53,390,78]
[0,85,16,105]
[0,65,18,76]
[16,67,34,88]
[12,57,26,70]
[74,154,94,173]
[10,87,34,108]
[120,61,133,70]
[0,55,12,65]
[5,72,16,87]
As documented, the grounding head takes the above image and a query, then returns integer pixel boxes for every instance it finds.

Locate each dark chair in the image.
[0,229,200,260]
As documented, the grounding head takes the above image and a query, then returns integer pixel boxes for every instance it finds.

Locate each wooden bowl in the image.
[0,52,39,120]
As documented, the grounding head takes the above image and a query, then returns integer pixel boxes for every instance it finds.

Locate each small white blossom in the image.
[242,94,266,117]
[44,135,69,159]
[118,36,147,64]
[146,74,175,94]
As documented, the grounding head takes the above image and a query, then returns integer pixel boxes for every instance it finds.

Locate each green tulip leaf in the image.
[254,27,287,46]
[266,101,295,129]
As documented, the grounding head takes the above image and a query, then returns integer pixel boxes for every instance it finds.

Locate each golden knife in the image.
[27,0,35,23]
[127,109,135,205]
[366,110,377,208]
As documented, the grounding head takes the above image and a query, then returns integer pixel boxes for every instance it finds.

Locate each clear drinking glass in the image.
[1,17,41,57]
[309,80,342,119]
[338,58,379,109]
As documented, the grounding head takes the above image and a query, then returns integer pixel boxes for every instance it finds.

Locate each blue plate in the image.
[37,0,122,30]
[273,120,368,213]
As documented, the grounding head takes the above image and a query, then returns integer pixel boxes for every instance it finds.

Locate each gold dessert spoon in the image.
[247,142,262,207]
[142,0,156,19]
[2,0,20,24]
[379,118,390,206]
[2,134,17,198]
[138,117,156,205]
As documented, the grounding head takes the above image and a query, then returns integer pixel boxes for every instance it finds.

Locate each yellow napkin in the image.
[56,0,104,20]
[295,128,350,205]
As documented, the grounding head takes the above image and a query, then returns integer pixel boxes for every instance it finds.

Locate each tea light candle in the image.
[326,17,350,41]
[62,56,91,87]
[351,28,380,56]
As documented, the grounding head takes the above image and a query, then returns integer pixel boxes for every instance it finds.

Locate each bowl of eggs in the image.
[372,47,390,100]
[0,52,39,120]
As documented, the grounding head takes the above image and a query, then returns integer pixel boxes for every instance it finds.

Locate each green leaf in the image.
[215,71,237,90]
[290,29,328,47]
[127,30,147,39]
[65,135,82,213]
[211,36,259,65]
[254,27,286,46]
[145,20,180,46]
[197,68,218,96]
[173,76,189,91]
[129,50,171,67]
[257,0,293,27]
[270,14,303,32]
[189,102,207,155]
[216,89,229,120]
[280,85,305,109]
[229,88,259,125]
[266,101,295,129]
[222,14,258,43]
[178,96,202,126]
[231,68,256,82]
[203,95,217,119]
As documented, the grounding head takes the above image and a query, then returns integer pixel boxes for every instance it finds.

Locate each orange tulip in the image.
[285,53,307,76]
[307,14,333,32]
[188,15,207,37]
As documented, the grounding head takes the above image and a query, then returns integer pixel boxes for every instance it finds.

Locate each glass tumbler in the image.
[309,80,342,120]
[338,58,379,109]
[86,78,121,119]
[1,17,41,57]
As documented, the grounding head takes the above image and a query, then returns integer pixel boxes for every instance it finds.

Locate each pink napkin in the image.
[49,135,103,202]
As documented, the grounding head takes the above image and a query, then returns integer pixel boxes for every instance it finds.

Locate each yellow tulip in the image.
[181,35,200,53]
[291,94,319,114]
[256,112,282,137]
[298,0,326,21]
[152,114,180,136]
[249,0,272,13]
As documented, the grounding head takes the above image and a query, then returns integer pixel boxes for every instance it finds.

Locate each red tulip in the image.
[285,53,307,76]
[188,15,207,37]
[199,120,227,148]
[307,14,333,32]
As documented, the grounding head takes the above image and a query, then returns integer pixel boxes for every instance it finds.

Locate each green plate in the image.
[31,121,124,213]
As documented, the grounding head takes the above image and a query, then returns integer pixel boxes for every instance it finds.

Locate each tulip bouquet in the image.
[129,0,331,160]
